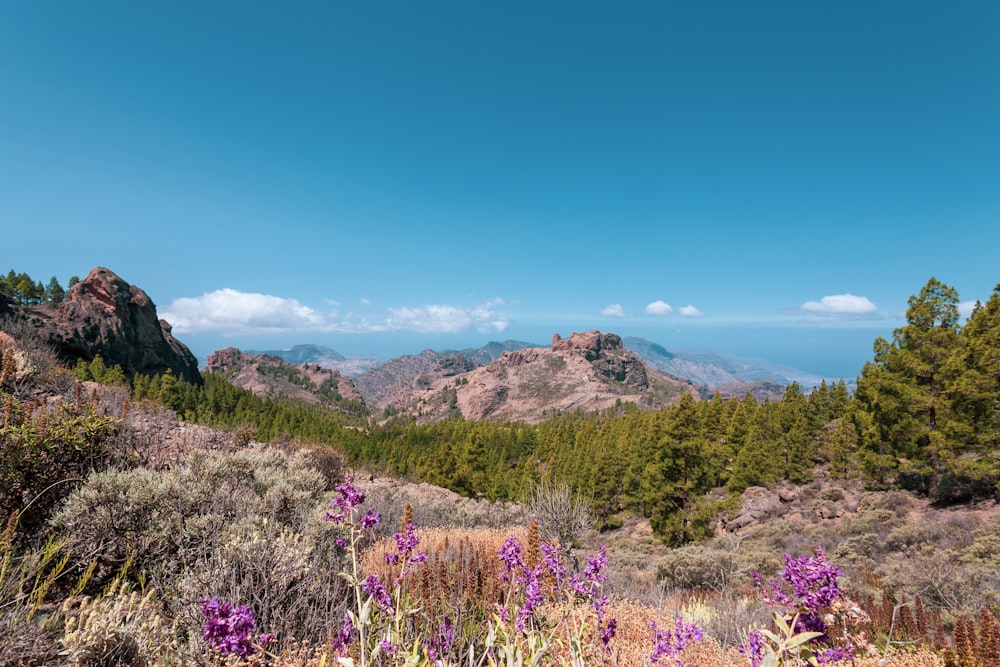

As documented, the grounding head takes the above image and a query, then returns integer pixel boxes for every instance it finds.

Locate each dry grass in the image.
[363,525,527,615]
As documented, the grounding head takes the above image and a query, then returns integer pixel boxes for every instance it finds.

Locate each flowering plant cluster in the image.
[199,595,273,658]
[740,546,853,666]
[490,534,618,664]
[201,475,706,667]
[649,616,705,666]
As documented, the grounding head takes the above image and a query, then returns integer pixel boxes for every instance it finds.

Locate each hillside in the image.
[205,347,367,416]
[397,330,697,423]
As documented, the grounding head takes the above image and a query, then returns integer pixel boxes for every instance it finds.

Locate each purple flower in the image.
[199,596,261,658]
[757,547,843,636]
[738,629,766,667]
[600,616,617,646]
[379,639,397,655]
[516,571,545,632]
[424,614,455,661]
[649,617,704,666]
[335,536,348,549]
[362,573,394,615]
[540,542,566,586]
[360,507,381,529]
[817,645,854,664]
[326,476,367,524]
[498,535,524,580]
[751,547,854,662]
[331,612,354,655]
[584,544,610,585]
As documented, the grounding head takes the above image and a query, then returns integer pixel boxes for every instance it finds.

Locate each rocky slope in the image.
[0,267,201,383]
[351,341,536,409]
[205,347,366,412]
[397,330,698,424]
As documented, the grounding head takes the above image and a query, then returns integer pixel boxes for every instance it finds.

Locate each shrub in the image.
[174,518,349,653]
[59,581,181,666]
[1,395,120,537]
[51,446,330,589]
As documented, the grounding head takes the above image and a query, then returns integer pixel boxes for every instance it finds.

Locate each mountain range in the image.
[250,335,834,406]
[1,266,836,423]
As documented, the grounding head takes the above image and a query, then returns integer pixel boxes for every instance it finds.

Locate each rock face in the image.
[398,330,697,424]
[9,267,201,383]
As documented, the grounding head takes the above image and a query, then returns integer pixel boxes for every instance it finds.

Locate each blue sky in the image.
[2,2,998,379]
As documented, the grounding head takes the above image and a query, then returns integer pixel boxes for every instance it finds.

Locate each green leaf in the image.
[783,631,824,650]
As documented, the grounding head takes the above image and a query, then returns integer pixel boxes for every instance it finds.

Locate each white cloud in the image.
[959,300,978,319]
[386,303,508,333]
[645,300,673,316]
[801,293,878,315]
[163,289,509,335]
[600,304,625,318]
[679,304,703,317]
[162,289,326,333]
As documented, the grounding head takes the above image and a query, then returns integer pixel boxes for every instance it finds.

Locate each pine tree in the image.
[855,277,962,492]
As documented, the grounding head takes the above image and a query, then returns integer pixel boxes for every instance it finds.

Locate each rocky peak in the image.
[8,267,202,383]
[551,330,648,390]
[551,330,623,361]
[205,347,247,373]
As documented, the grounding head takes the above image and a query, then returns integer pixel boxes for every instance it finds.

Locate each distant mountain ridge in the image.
[245,337,830,406]
[622,336,830,393]
[247,344,346,364]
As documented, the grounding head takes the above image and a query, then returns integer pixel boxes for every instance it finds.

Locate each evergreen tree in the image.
[854,277,962,493]
[776,382,814,483]
[46,276,66,303]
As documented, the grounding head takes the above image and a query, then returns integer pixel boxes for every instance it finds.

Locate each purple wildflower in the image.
[359,507,381,529]
[649,617,704,666]
[751,546,855,663]
[325,476,367,524]
[385,522,427,574]
[199,596,261,658]
[362,573,394,615]
[738,629,766,667]
[600,616,617,647]
[425,614,455,662]
[757,547,844,636]
[516,571,545,632]
[331,612,354,655]
[584,544,610,585]
[540,542,566,586]
[817,645,854,664]
[379,639,397,655]
[498,535,524,580]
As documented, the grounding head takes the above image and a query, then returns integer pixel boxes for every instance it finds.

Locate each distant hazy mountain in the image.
[247,344,384,376]
[247,344,346,364]
[447,340,539,365]
[623,336,828,391]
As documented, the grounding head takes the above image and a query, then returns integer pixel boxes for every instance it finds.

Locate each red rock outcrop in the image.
[8,267,202,383]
